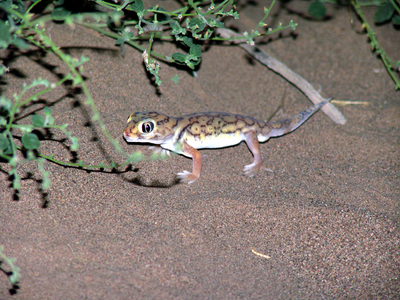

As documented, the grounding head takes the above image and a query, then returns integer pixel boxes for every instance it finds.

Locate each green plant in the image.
[0,245,21,286]
[0,75,147,192]
[0,78,78,190]
[0,0,141,192]
[0,0,296,194]
[352,0,400,90]
[74,0,296,86]
[372,0,400,25]
[307,0,400,90]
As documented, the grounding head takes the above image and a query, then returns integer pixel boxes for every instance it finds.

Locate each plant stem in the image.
[75,20,170,61]
[389,0,400,14]
[18,76,70,108]
[253,0,276,34]
[352,0,400,90]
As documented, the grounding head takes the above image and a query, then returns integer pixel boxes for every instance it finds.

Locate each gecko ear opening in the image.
[140,120,155,133]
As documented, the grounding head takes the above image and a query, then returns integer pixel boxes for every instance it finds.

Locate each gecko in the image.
[123,99,332,184]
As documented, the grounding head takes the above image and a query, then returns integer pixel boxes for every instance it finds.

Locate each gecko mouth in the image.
[123,131,136,142]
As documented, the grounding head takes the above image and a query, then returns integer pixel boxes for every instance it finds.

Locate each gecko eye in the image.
[141,121,155,133]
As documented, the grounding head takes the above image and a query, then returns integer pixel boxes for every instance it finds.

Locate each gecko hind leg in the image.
[243,131,264,177]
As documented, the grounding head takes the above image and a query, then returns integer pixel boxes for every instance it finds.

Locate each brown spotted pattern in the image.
[123,99,331,183]
[124,100,330,150]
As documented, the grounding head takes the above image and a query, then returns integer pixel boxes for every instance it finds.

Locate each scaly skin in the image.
[123,99,331,183]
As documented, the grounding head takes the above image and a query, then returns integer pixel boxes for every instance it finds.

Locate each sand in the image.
[1,2,399,299]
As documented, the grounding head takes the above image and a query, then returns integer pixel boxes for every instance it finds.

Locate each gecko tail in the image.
[267,98,332,138]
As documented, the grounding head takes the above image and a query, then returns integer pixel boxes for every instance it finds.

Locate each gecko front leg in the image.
[243,131,264,177]
[176,141,202,184]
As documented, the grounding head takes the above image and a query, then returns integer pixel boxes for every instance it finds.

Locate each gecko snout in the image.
[123,129,131,138]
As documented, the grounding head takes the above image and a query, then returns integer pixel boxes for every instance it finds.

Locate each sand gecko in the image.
[123,99,331,184]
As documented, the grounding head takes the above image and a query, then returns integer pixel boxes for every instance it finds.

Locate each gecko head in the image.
[123,111,173,144]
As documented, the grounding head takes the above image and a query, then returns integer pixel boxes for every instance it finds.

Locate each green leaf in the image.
[171,75,179,83]
[70,136,79,151]
[308,1,326,19]
[131,0,144,14]
[0,116,6,126]
[0,134,9,151]
[13,0,25,15]
[43,106,52,116]
[170,21,186,35]
[393,14,400,25]
[0,20,11,49]
[186,61,194,69]
[52,6,72,21]
[0,0,13,9]
[31,114,45,127]
[22,133,41,150]
[226,9,239,19]
[115,38,124,45]
[124,32,134,41]
[211,19,224,28]
[4,144,12,155]
[11,37,31,50]
[154,6,170,22]
[0,96,12,116]
[27,78,50,90]
[17,124,34,132]
[188,18,205,32]
[172,53,186,63]
[0,0,23,23]
[43,106,54,125]
[189,44,201,58]
[374,2,395,24]
[181,36,194,48]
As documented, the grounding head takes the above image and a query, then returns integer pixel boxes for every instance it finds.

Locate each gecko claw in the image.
[177,170,199,184]
[243,162,262,177]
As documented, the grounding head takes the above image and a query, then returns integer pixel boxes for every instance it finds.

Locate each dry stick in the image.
[216,28,346,125]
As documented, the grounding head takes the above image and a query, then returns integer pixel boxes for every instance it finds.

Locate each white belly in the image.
[187,131,246,149]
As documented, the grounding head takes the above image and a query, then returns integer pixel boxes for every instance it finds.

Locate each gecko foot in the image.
[149,146,171,157]
[177,170,199,184]
[243,162,262,177]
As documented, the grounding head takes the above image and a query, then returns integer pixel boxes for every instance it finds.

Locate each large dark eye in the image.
[141,121,154,133]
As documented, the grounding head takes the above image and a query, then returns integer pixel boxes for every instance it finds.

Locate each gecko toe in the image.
[243,163,262,177]
[177,171,199,184]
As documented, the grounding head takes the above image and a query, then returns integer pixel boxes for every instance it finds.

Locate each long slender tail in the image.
[266,98,332,138]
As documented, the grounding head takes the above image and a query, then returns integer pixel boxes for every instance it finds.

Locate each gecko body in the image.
[123,99,331,183]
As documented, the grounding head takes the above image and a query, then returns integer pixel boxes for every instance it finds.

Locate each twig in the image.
[216,28,347,125]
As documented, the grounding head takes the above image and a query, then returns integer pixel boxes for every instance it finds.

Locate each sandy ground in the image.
[1,1,399,299]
